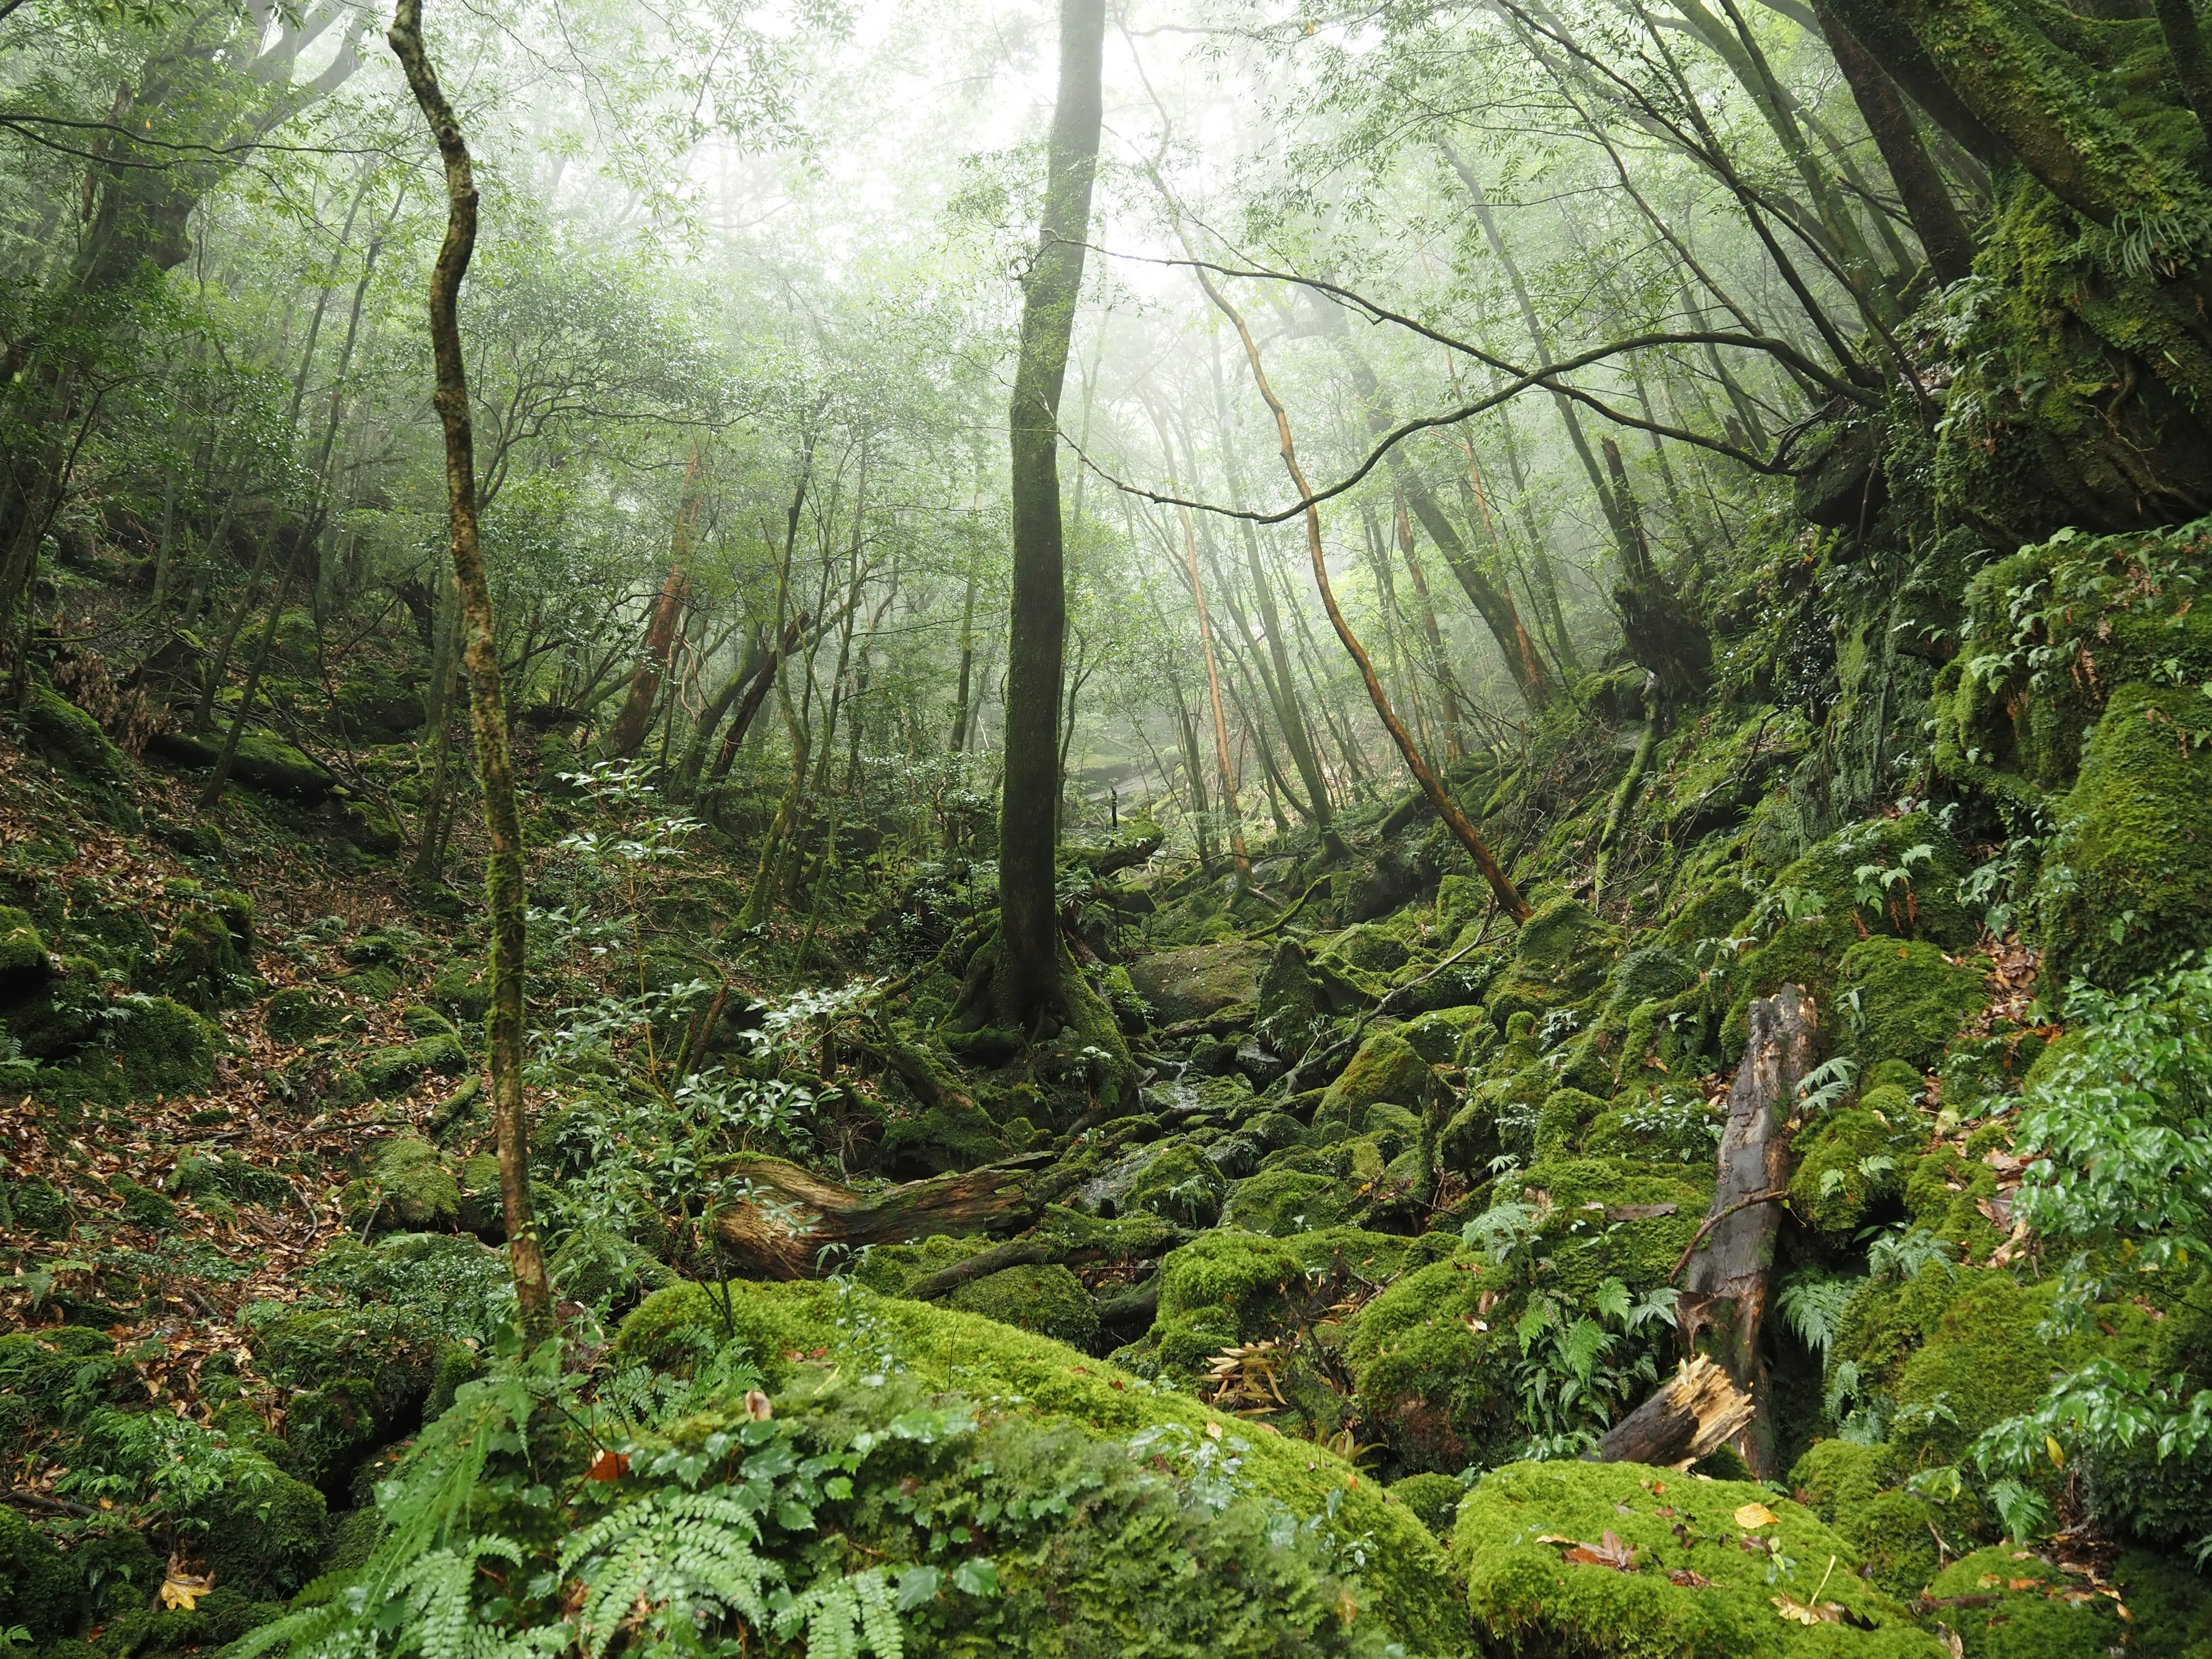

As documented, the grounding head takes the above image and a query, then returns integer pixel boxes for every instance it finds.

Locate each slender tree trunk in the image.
[605,439,709,760]
[995,0,1105,1033]
[1812,0,1975,285]
[949,558,978,752]
[1395,491,1466,760]
[388,0,552,1335]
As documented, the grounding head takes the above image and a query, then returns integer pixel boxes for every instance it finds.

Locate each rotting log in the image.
[1586,1353,1755,1468]
[906,1210,1187,1302]
[1675,982,1817,1476]
[710,1153,1055,1279]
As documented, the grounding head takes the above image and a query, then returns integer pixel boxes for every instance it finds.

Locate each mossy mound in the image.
[1389,1471,1465,1539]
[1344,1251,1516,1474]
[1224,1167,1344,1234]
[22,682,126,786]
[1836,940,1986,1073]
[1317,1030,1441,1122]
[1453,1460,1937,1658]
[880,1097,1009,1177]
[2036,683,2212,989]
[1131,1229,1306,1374]
[153,906,249,1011]
[1787,1441,1937,1600]
[945,1262,1100,1349]
[264,986,339,1043]
[1919,1546,2124,1659]
[0,1505,78,1639]
[1790,1105,1913,1237]
[613,1277,1469,1655]
[346,1137,460,1232]
[1484,895,1619,1027]
[1126,937,1270,1025]
[0,905,50,993]
[1120,1140,1226,1228]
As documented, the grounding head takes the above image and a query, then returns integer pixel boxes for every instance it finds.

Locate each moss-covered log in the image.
[709,1153,1058,1279]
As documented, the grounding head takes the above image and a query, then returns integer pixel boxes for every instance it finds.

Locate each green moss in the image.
[151,908,248,1011]
[187,1456,328,1597]
[945,1262,1100,1349]
[1901,1147,2003,1258]
[1397,1003,1493,1067]
[263,986,338,1044]
[1390,1471,1466,1539]
[1921,1546,2122,1659]
[350,1137,460,1232]
[880,1098,1008,1177]
[1454,1460,1929,1658]
[1790,1107,1912,1236]
[1345,1252,1516,1474]
[356,1033,467,1100]
[1662,880,1754,946]
[454,1153,502,1236]
[0,905,50,991]
[1788,1441,1937,1599]
[2036,683,2212,988]
[1838,940,1987,1071]
[612,1278,1468,1656]
[226,729,334,802]
[427,956,490,1021]
[1485,896,1619,1027]
[111,1176,177,1230]
[1139,1229,1307,1373]
[7,1174,69,1234]
[1318,1031,1441,1122]
[70,1520,160,1620]
[1536,1087,1607,1158]
[1122,1141,1227,1228]
[548,1225,679,1310]
[0,1506,79,1639]
[1224,1168,1344,1235]
[22,683,124,786]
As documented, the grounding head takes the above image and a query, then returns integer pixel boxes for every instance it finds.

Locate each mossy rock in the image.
[168,1152,291,1209]
[1121,1140,1227,1228]
[0,1505,79,1639]
[22,683,124,786]
[356,1033,467,1099]
[1345,1251,1518,1474]
[5,1174,69,1235]
[69,1518,162,1620]
[1608,944,1696,1011]
[0,906,50,996]
[226,729,335,803]
[548,1225,680,1310]
[1131,1229,1309,1374]
[2037,682,2212,989]
[153,907,249,1011]
[1536,1086,1607,1158]
[944,1262,1100,1349]
[1390,1471,1466,1540]
[612,1277,1469,1656]
[880,1098,1008,1178]
[1127,937,1270,1025]
[1662,879,1754,946]
[184,1453,328,1596]
[1454,1459,1934,1657]
[264,986,339,1044]
[454,1153,503,1236]
[1790,1105,1912,1236]
[352,1137,460,1232]
[1769,815,1977,950]
[1225,1167,1345,1236]
[329,794,403,854]
[1900,1147,2004,1257]
[1320,922,1412,974]
[1788,1441,1937,1600]
[1921,1546,2124,1658]
[1837,939,1987,1071]
[1485,896,1619,1027]
[1319,1031,1441,1123]
[111,1176,177,1230]
[427,956,491,1021]
[1398,1003,1494,1067]
[340,927,425,969]
[111,995,217,1099]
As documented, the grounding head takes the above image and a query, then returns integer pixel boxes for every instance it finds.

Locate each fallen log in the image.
[710,1153,1054,1279]
[905,1209,1186,1302]
[1585,1353,1755,1468]
[1675,982,1817,1476]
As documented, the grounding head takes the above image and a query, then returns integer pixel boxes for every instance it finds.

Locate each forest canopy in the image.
[7,0,2212,1654]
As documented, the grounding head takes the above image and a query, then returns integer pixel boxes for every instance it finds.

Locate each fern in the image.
[560,1488,774,1657]
[1776,1270,1861,1356]
[776,1567,903,1659]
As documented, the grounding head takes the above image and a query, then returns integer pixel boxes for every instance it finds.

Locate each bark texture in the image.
[1676,982,1817,1476]
[710,1154,1055,1279]
[1588,1354,1756,1468]
[388,0,553,1334]
[995,0,1107,1033]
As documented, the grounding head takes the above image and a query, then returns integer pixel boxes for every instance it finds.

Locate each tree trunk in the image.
[949,559,978,752]
[387,0,554,1336]
[995,0,1106,1034]
[604,440,709,760]
[1811,0,1976,286]
[1587,1354,1756,1468]
[1602,438,1713,703]
[710,1154,1056,1279]
[1675,983,1818,1478]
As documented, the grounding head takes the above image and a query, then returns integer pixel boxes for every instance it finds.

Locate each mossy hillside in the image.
[1453,1459,1938,1658]
[612,1278,1469,1655]
[2036,682,2212,988]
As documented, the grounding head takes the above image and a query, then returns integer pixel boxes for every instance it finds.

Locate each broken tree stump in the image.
[709,1153,1054,1279]
[1674,981,1817,1476]
[1585,1354,1755,1468]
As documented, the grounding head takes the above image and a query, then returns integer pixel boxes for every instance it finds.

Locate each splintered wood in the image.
[1586,1353,1754,1469]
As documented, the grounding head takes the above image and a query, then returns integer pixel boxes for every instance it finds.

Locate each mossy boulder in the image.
[2036,682,2212,989]
[1127,937,1270,1025]
[1790,1105,1912,1236]
[945,1262,1100,1349]
[1224,1167,1344,1235]
[613,1277,1469,1656]
[0,1505,79,1639]
[185,1454,328,1598]
[1121,1140,1227,1228]
[427,955,491,1022]
[1318,1031,1442,1123]
[1455,1460,1933,1657]
[1788,1440,1938,1600]
[112,994,217,1099]
[22,683,124,785]
[1345,1251,1517,1474]
[1485,896,1618,1027]
[228,729,335,803]
[350,1137,460,1232]
[1920,1546,2124,1659]
[1320,922,1412,974]
[1535,1086,1607,1158]
[1130,1229,1308,1374]
[0,906,50,995]
[153,906,249,1011]
[264,986,339,1043]
[880,1098,1008,1178]
[356,1033,467,1100]
[1390,1471,1466,1540]
[1398,1002,1494,1068]
[1837,939,1986,1071]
